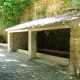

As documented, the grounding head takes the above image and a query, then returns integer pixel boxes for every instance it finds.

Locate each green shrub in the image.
[0,0,6,6]
[0,0,35,28]
[26,16,33,22]
[0,32,6,43]
[37,7,46,15]
[62,0,72,7]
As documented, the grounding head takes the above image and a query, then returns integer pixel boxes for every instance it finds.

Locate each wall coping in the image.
[17,49,69,65]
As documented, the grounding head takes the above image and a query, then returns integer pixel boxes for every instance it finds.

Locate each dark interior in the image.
[37,29,70,58]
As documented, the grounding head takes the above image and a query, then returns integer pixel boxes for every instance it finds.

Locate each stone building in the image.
[5,11,80,74]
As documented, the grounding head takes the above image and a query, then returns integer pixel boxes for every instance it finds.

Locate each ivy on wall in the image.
[0,0,36,28]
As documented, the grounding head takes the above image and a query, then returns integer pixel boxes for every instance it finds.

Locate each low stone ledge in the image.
[17,49,29,55]
[37,53,69,65]
[17,48,69,66]
[0,43,8,48]
[17,49,72,71]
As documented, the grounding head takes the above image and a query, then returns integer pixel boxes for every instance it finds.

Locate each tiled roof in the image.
[5,11,80,31]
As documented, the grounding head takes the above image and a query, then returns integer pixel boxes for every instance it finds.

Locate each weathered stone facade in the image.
[8,32,28,52]
[13,32,28,51]
[34,0,63,18]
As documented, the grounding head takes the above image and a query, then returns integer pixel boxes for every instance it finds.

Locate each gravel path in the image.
[0,47,79,80]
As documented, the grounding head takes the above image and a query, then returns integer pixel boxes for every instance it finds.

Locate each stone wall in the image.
[13,32,28,51]
[70,19,80,74]
[20,0,64,23]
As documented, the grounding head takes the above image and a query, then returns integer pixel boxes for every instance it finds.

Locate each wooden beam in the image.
[8,29,29,33]
[32,26,70,31]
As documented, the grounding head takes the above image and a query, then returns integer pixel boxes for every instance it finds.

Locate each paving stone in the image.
[0,48,79,80]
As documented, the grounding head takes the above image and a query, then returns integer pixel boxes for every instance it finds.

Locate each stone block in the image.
[70,45,80,51]
[70,50,80,59]
[70,38,78,44]
[70,28,80,38]
[70,51,76,58]
[70,57,80,74]
[77,38,80,44]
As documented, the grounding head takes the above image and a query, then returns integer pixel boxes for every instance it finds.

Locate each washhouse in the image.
[5,11,80,74]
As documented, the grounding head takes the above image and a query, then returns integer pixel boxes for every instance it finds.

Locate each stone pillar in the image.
[28,31,37,59]
[70,27,80,74]
[8,32,14,52]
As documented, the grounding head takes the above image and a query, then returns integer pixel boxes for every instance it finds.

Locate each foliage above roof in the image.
[0,0,80,28]
[0,0,36,28]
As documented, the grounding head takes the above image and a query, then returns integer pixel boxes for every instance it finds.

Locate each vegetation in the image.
[37,7,46,15]
[26,16,33,22]
[62,0,80,7]
[0,0,36,28]
[0,32,6,43]
[0,0,79,28]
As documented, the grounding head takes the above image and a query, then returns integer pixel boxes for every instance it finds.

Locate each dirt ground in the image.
[0,47,80,80]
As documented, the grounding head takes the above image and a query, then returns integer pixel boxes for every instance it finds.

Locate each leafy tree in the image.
[0,0,6,6]
[0,0,35,28]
